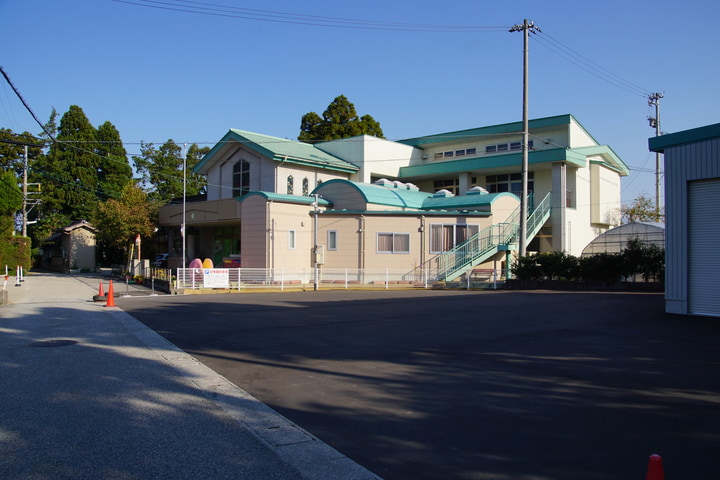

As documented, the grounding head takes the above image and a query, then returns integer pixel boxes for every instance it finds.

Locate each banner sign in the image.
[203,268,229,288]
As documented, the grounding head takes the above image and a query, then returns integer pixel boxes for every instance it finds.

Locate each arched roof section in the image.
[581,222,665,256]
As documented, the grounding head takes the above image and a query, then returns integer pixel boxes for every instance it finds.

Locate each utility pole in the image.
[510,19,540,257]
[647,93,663,216]
[22,145,28,237]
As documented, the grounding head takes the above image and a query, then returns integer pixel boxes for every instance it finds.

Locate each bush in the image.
[512,240,664,283]
[0,236,31,273]
[512,251,579,281]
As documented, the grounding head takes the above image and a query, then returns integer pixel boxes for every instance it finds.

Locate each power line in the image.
[112,0,509,32]
[0,66,55,141]
[531,32,651,98]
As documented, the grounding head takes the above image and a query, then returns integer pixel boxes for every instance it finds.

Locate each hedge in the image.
[0,236,32,273]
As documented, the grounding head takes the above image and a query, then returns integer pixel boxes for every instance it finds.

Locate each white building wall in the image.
[317,136,419,183]
[568,121,598,148]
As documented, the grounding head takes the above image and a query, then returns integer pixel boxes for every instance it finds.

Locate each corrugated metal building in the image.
[649,123,720,317]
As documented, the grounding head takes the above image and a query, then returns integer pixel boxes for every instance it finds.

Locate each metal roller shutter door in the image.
[688,178,720,317]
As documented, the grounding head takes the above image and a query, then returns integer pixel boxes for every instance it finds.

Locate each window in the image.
[302,178,309,196]
[435,148,477,159]
[287,175,294,195]
[377,233,410,254]
[288,230,296,249]
[430,224,479,253]
[327,230,337,250]
[486,140,534,154]
[433,177,477,196]
[232,160,250,197]
[486,172,534,195]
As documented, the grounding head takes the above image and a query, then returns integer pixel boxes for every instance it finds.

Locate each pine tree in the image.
[95,121,132,200]
[33,105,99,221]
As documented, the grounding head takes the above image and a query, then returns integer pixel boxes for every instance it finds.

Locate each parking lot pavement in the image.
[0,272,380,480]
[116,288,720,480]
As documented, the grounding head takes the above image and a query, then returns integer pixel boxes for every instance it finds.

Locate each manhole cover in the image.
[28,339,78,348]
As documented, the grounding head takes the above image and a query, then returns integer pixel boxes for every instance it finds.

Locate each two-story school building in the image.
[158,114,628,279]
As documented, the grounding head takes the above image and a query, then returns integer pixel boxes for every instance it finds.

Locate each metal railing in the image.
[423,192,553,282]
[175,267,502,291]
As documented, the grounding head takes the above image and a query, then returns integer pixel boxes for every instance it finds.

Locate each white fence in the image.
[176,267,502,291]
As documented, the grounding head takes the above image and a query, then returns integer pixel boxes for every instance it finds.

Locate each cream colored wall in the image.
[268,202,314,269]
[316,215,362,269]
[590,163,622,226]
[67,229,96,270]
[361,216,424,270]
[275,164,349,195]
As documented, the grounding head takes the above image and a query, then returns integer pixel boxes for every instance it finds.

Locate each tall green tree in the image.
[0,128,44,175]
[31,105,99,220]
[95,121,132,199]
[133,139,207,203]
[298,95,385,143]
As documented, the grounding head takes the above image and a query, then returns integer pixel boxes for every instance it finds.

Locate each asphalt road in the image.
[116,289,720,480]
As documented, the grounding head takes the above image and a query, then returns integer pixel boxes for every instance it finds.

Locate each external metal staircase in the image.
[428,192,552,282]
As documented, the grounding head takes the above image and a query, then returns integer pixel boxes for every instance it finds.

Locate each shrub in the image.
[512,240,664,284]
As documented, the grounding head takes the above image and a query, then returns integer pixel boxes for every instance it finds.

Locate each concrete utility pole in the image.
[647,93,664,215]
[510,19,541,257]
[22,145,28,237]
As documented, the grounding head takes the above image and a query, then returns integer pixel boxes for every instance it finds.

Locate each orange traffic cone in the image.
[646,454,665,480]
[93,282,107,302]
[104,280,116,307]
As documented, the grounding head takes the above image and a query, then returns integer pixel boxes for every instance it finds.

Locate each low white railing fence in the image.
[176,267,502,291]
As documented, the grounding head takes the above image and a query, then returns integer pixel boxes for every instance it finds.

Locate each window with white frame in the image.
[288,230,296,249]
[327,230,337,250]
[287,175,294,195]
[377,232,410,254]
[302,178,309,196]
[430,224,479,253]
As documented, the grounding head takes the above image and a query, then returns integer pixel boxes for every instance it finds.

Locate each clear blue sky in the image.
[1,0,718,204]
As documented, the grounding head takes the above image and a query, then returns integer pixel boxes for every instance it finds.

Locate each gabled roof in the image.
[195,129,359,175]
[44,220,96,242]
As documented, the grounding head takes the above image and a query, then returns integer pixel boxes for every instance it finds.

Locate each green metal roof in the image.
[649,123,720,152]
[398,114,586,147]
[242,191,332,206]
[195,129,359,174]
[398,148,585,178]
[314,179,517,212]
[421,191,517,210]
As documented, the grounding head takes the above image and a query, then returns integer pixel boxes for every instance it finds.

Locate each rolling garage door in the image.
[688,178,720,317]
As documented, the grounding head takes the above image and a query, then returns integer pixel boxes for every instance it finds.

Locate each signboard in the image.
[203,268,229,288]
